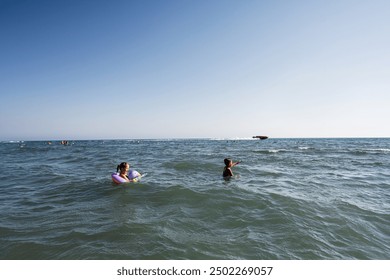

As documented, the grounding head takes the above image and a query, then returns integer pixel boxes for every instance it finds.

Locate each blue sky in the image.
[1,0,389,140]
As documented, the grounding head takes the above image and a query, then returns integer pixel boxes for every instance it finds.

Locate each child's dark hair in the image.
[117,162,128,173]
[224,158,231,166]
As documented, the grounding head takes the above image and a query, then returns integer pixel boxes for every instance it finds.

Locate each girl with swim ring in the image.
[112,162,143,184]
[117,162,131,182]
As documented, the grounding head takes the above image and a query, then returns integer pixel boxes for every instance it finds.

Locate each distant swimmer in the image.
[223,158,241,178]
[60,140,69,145]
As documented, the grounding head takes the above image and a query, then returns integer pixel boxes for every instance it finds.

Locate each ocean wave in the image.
[367,148,390,153]
[269,149,285,153]
[298,146,311,150]
[345,148,390,155]
[252,149,288,154]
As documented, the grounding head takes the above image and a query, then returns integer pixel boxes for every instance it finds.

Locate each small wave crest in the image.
[253,149,287,154]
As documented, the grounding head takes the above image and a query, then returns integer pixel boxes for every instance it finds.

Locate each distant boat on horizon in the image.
[252,135,268,140]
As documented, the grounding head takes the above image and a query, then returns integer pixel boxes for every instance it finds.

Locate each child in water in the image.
[223,158,241,178]
[117,162,131,182]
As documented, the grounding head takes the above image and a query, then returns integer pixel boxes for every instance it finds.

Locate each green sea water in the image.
[0,138,389,259]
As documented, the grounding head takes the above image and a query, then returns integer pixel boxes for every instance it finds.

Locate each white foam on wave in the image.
[269,149,286,153]
[367,148,390,153]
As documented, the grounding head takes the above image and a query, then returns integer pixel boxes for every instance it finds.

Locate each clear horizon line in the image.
[1,136,390,142]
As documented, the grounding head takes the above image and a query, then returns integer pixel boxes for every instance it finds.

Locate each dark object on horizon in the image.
[252,136,268,140]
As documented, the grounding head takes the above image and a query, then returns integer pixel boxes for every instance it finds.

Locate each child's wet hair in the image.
[224,158,232,166]
[117,162,128,173]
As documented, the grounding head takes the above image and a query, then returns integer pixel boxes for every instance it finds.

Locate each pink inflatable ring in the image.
[111,170,142,184]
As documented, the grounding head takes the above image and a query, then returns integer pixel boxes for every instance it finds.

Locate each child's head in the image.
[117,162,130,173]
[224,158,232,167]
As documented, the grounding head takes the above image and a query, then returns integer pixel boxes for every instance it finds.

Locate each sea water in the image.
[0,138,389,259]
